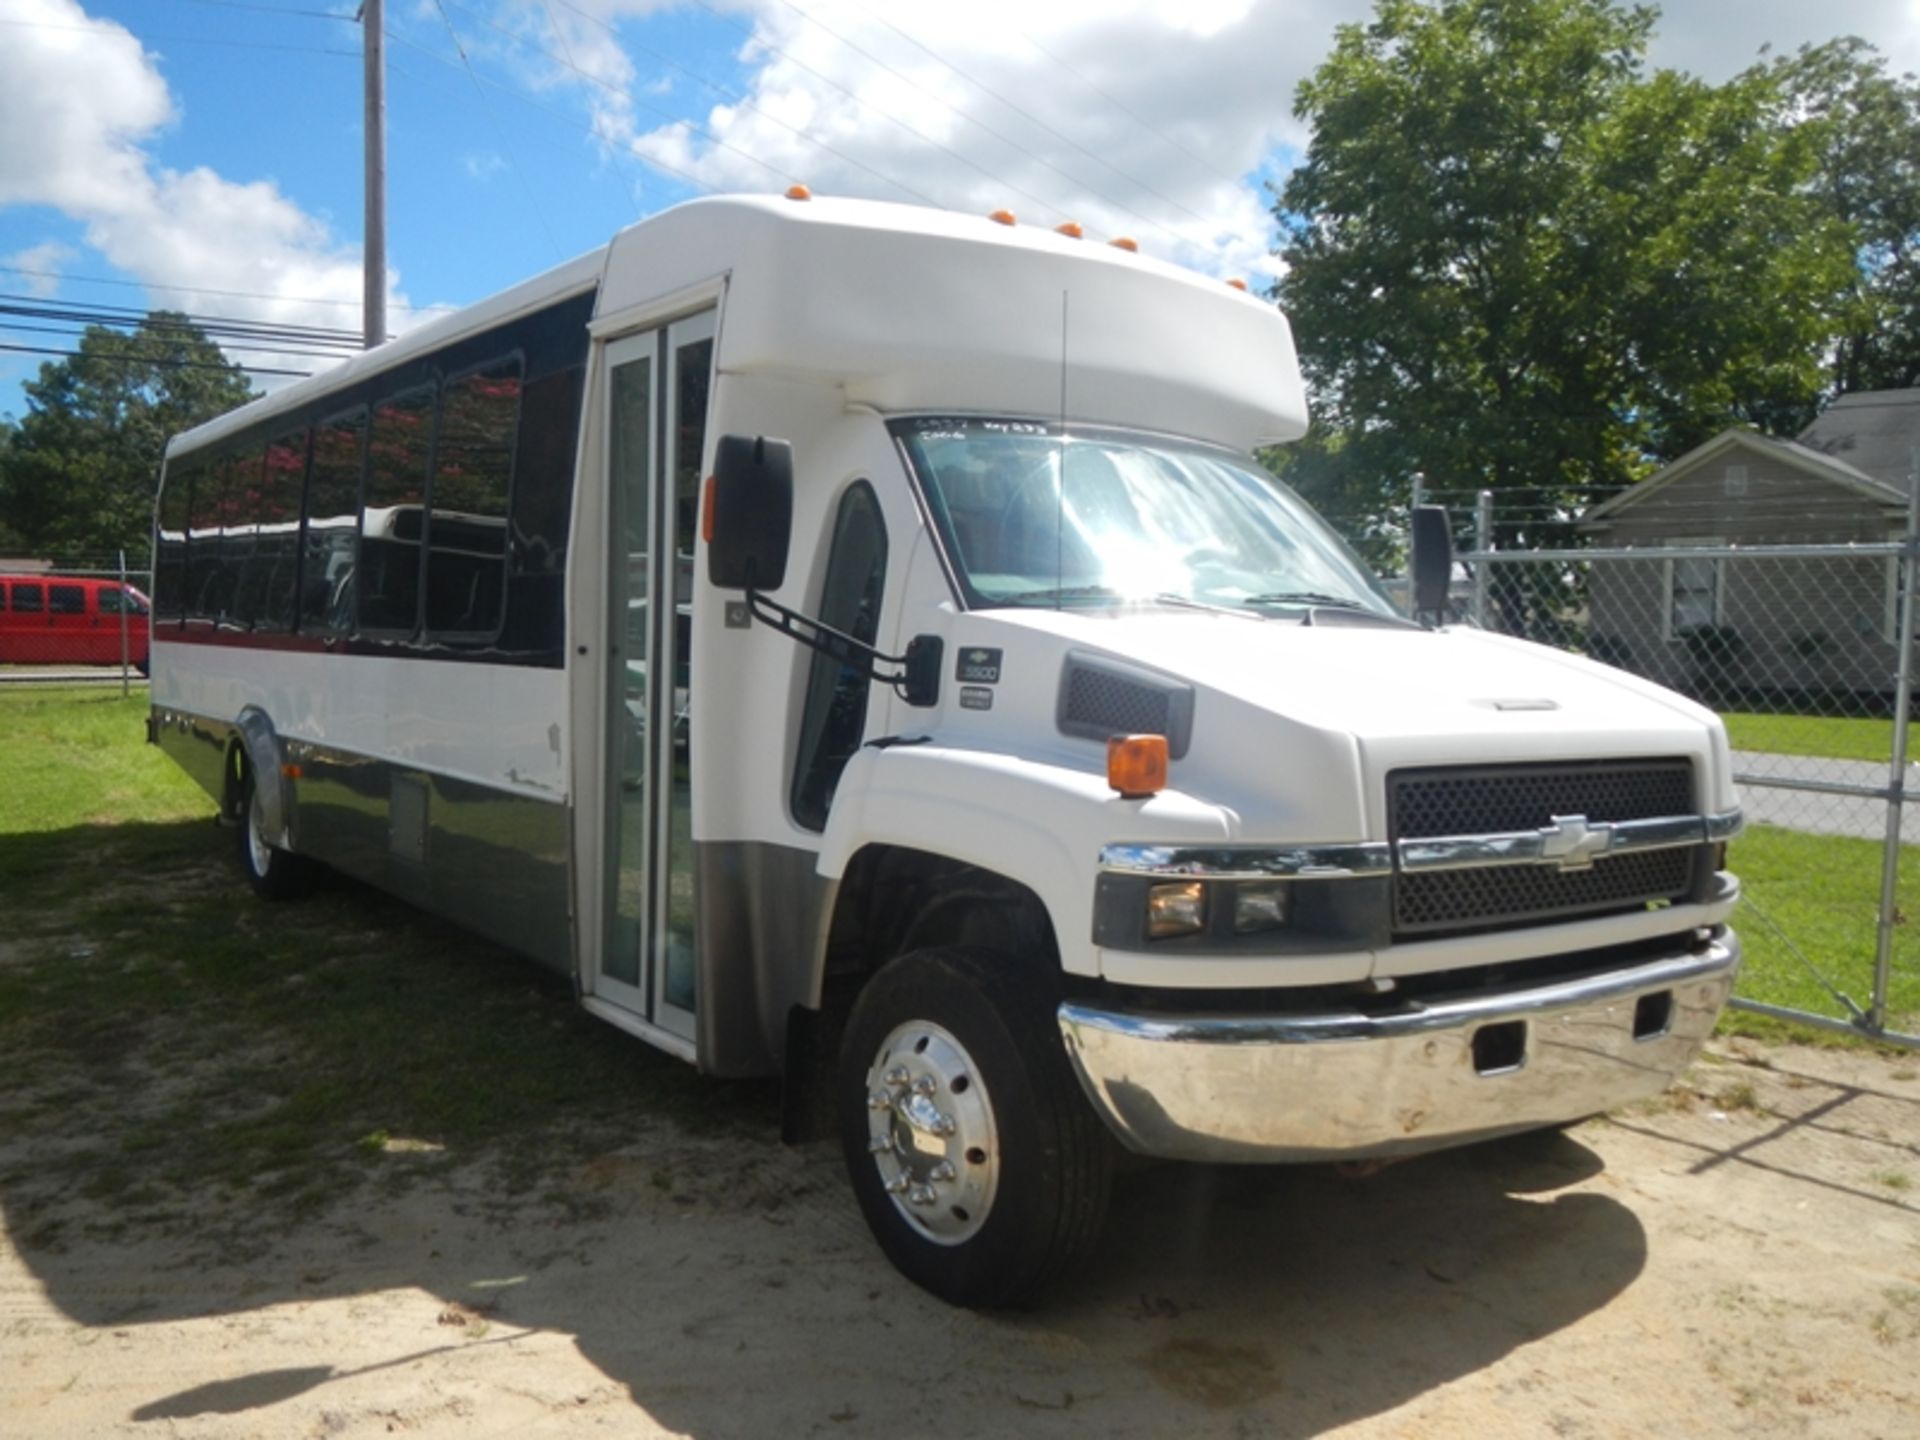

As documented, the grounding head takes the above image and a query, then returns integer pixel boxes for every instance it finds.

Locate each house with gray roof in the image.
[1579,390,1920,697]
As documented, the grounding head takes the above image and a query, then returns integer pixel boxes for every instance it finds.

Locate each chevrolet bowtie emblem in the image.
[1538,814,1613,871]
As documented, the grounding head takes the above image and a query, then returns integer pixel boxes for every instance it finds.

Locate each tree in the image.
[0,314,255,558]
[1772,38,1920,394]
[1271,0,1855,548]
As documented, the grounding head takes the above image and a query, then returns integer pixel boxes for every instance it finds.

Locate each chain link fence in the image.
[1443,493,1919,1047]
[0,552,152,690]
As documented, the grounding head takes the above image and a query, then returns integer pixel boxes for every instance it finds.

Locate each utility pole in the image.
[362,0,387,349]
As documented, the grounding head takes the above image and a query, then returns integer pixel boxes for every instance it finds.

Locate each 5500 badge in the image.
[956,647,1002,684]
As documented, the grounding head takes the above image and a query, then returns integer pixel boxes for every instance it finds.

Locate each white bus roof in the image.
[170,194,1306,459]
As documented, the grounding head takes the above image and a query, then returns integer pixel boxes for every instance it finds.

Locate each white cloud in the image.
[502,0,1920,288]
[0,0,400,380]
[2,241,79,299]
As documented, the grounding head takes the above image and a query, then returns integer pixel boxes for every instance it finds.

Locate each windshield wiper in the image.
[995,587,1259,619]
[995,584,1126,604]
[1239,591,1422,630]
[1238,590,1370,609]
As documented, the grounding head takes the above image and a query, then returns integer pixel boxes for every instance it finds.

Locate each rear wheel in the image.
[838,946,1112,1308]
[237,765,315,900]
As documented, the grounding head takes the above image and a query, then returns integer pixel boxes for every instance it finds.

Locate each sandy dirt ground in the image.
[2,1038,1916,1440]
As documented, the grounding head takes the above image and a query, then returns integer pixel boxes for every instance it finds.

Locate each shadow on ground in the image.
[1,815,1670,1437]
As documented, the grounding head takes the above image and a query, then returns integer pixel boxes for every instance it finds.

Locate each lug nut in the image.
[868,1135,894,1155]
[884,1174,910,1195]
[868,1090,893,1111]
[929,1161,956,1183]
[908,1184,937,1207]
[883,1066,910,1088]
[912,1075,937,1096]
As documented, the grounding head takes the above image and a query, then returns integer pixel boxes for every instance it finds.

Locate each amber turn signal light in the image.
[1107,734,1169,799]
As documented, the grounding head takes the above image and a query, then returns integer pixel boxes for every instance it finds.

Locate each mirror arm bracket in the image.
[744,589,942,707]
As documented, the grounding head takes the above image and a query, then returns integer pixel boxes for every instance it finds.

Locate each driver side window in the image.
[791,483,889,831]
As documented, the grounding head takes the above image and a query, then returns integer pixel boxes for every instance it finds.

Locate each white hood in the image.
[938,606,1734,841]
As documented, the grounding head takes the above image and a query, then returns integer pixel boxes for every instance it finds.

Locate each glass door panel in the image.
[601,336,655,1003]
[655,312,715,1033]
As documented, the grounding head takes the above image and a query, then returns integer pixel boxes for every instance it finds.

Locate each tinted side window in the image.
[50,584,86,615]
[302,410,366,635]
[360,386,434,633]
[792,483,889,831]
[426,359,520,637]
[187,458,226,619]
[13,583,43,614]
[220,446,266,626]
[155,459,195,622]
[499,365,583,659]
[248,429,308,632]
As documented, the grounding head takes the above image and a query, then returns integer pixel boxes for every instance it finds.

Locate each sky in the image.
[2,0,1919,417]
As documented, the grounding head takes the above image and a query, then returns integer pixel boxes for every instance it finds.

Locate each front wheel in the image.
[237,766,315,900]
[838,946,1112,1308]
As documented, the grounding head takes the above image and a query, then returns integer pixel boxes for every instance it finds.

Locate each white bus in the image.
[152,194,1742,1305]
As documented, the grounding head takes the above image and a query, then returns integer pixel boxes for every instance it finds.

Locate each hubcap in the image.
[246,791,273,876]
[864,1020,999,1244]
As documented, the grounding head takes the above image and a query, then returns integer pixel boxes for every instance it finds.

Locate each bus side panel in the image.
[288,752,572,976]
[152,706,233,809]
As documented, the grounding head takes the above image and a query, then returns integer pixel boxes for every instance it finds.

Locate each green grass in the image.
[0,687,771,1259]
[0,688,208,834]
[1720,711,1917,765]
[1724,824,1920,1041]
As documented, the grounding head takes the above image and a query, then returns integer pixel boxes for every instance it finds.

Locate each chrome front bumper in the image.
[1057,934,1739,1163]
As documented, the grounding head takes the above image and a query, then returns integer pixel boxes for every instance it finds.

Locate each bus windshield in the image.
[892,418,1396,617]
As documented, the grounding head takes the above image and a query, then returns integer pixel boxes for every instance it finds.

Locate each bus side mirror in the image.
[1410,504,1453,622]
[708,434,793,591]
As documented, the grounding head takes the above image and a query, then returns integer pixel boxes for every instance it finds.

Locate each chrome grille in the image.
[1390,760,1697,936]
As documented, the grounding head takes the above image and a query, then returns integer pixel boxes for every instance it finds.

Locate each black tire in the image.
[838,946,1112,1308]
[236,765,316,901]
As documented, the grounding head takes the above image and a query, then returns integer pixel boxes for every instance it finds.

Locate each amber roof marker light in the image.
[1109,236,1139,252]
[1055,221,1084,238]
[988,209,1017,226]
[785,184,812,201]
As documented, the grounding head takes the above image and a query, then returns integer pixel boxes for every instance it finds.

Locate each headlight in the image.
[1232,882,1289,934]
[1146,881,1206,939]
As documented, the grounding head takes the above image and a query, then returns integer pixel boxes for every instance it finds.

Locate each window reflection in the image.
[359,387,433,633]
[427,361,520,636]
[897,419,1392,616]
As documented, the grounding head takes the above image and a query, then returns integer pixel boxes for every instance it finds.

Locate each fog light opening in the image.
[1633,990,1674,1041]
[1472,1021,1527,1076]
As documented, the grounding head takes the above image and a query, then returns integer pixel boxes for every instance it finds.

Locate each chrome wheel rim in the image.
[864,1019,999,1245]
[246,790,273,876]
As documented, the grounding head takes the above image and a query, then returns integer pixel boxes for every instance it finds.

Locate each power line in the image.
[0,318,355,362]
[765,0,1194,246]
[0,343,311,378]
[147,0,352,18]
[427,0,565,261]
[839,0,1221,233]
[0,297,365,348]
[0,15,359,56]
[382,29,727,203]
[0,266,455,316]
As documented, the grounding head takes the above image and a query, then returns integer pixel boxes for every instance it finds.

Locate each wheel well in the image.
[221,738,249,821]
[781,844,1063,1145]
[821,845,1060,1002]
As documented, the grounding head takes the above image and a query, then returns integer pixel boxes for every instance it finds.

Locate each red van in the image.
[0,576,151,672]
